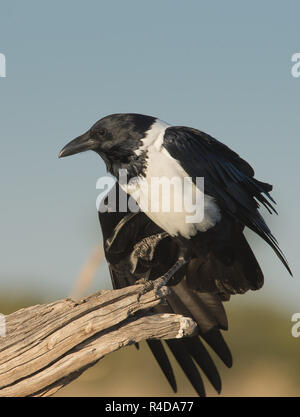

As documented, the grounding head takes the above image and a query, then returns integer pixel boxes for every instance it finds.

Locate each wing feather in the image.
[163,126,291,275]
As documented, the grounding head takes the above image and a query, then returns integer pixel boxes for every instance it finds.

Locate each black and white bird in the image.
[59,113,291,396]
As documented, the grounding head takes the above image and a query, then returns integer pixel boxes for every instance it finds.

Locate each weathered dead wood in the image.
[0,281,197,397]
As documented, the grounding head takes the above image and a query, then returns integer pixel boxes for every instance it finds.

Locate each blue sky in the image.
[0,1,299,312]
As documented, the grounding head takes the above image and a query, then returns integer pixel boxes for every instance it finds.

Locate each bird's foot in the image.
[155,256,188,288]
[136,277,150,285]
[137,279,155,301]
[137,256,188,301]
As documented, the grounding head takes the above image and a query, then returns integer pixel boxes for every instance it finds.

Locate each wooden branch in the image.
[0,281,197,397]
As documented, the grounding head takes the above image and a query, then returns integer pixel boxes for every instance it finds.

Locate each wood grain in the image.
[0,281,197,397]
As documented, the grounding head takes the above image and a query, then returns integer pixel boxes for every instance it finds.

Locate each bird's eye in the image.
[97,127,107,137]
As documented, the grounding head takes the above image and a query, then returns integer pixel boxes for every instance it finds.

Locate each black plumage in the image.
[98,184,232,396]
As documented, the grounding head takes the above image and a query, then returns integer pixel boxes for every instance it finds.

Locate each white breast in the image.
[121,120,221,239]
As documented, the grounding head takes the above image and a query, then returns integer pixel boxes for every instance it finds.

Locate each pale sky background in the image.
[0,1,299,313]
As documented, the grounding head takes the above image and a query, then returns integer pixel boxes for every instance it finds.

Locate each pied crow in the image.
[59,113,291,396]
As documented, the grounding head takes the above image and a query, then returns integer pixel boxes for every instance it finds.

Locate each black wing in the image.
[98,184,232,396]
[163,126,292,275]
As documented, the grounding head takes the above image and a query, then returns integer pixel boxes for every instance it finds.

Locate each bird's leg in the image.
[132,232,169,284]
[155,256,188,286]
[138,256,188,300]
[138,243,190,299]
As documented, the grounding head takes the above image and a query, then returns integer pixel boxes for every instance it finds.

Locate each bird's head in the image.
[59,113,157,172]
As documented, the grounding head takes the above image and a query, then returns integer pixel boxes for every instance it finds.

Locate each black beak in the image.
[58,131,97,158]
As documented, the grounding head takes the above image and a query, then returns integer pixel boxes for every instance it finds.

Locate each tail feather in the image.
[171,281,219,332]
[165,339,206,397]
[152,289,230,394]
[146,340,177,393]
[201,328,233,368]
[194,292,228,330]
[184,337,222,393]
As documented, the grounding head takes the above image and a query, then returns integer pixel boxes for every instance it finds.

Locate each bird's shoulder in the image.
[163,125,255,178]
[162,125,277,235]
